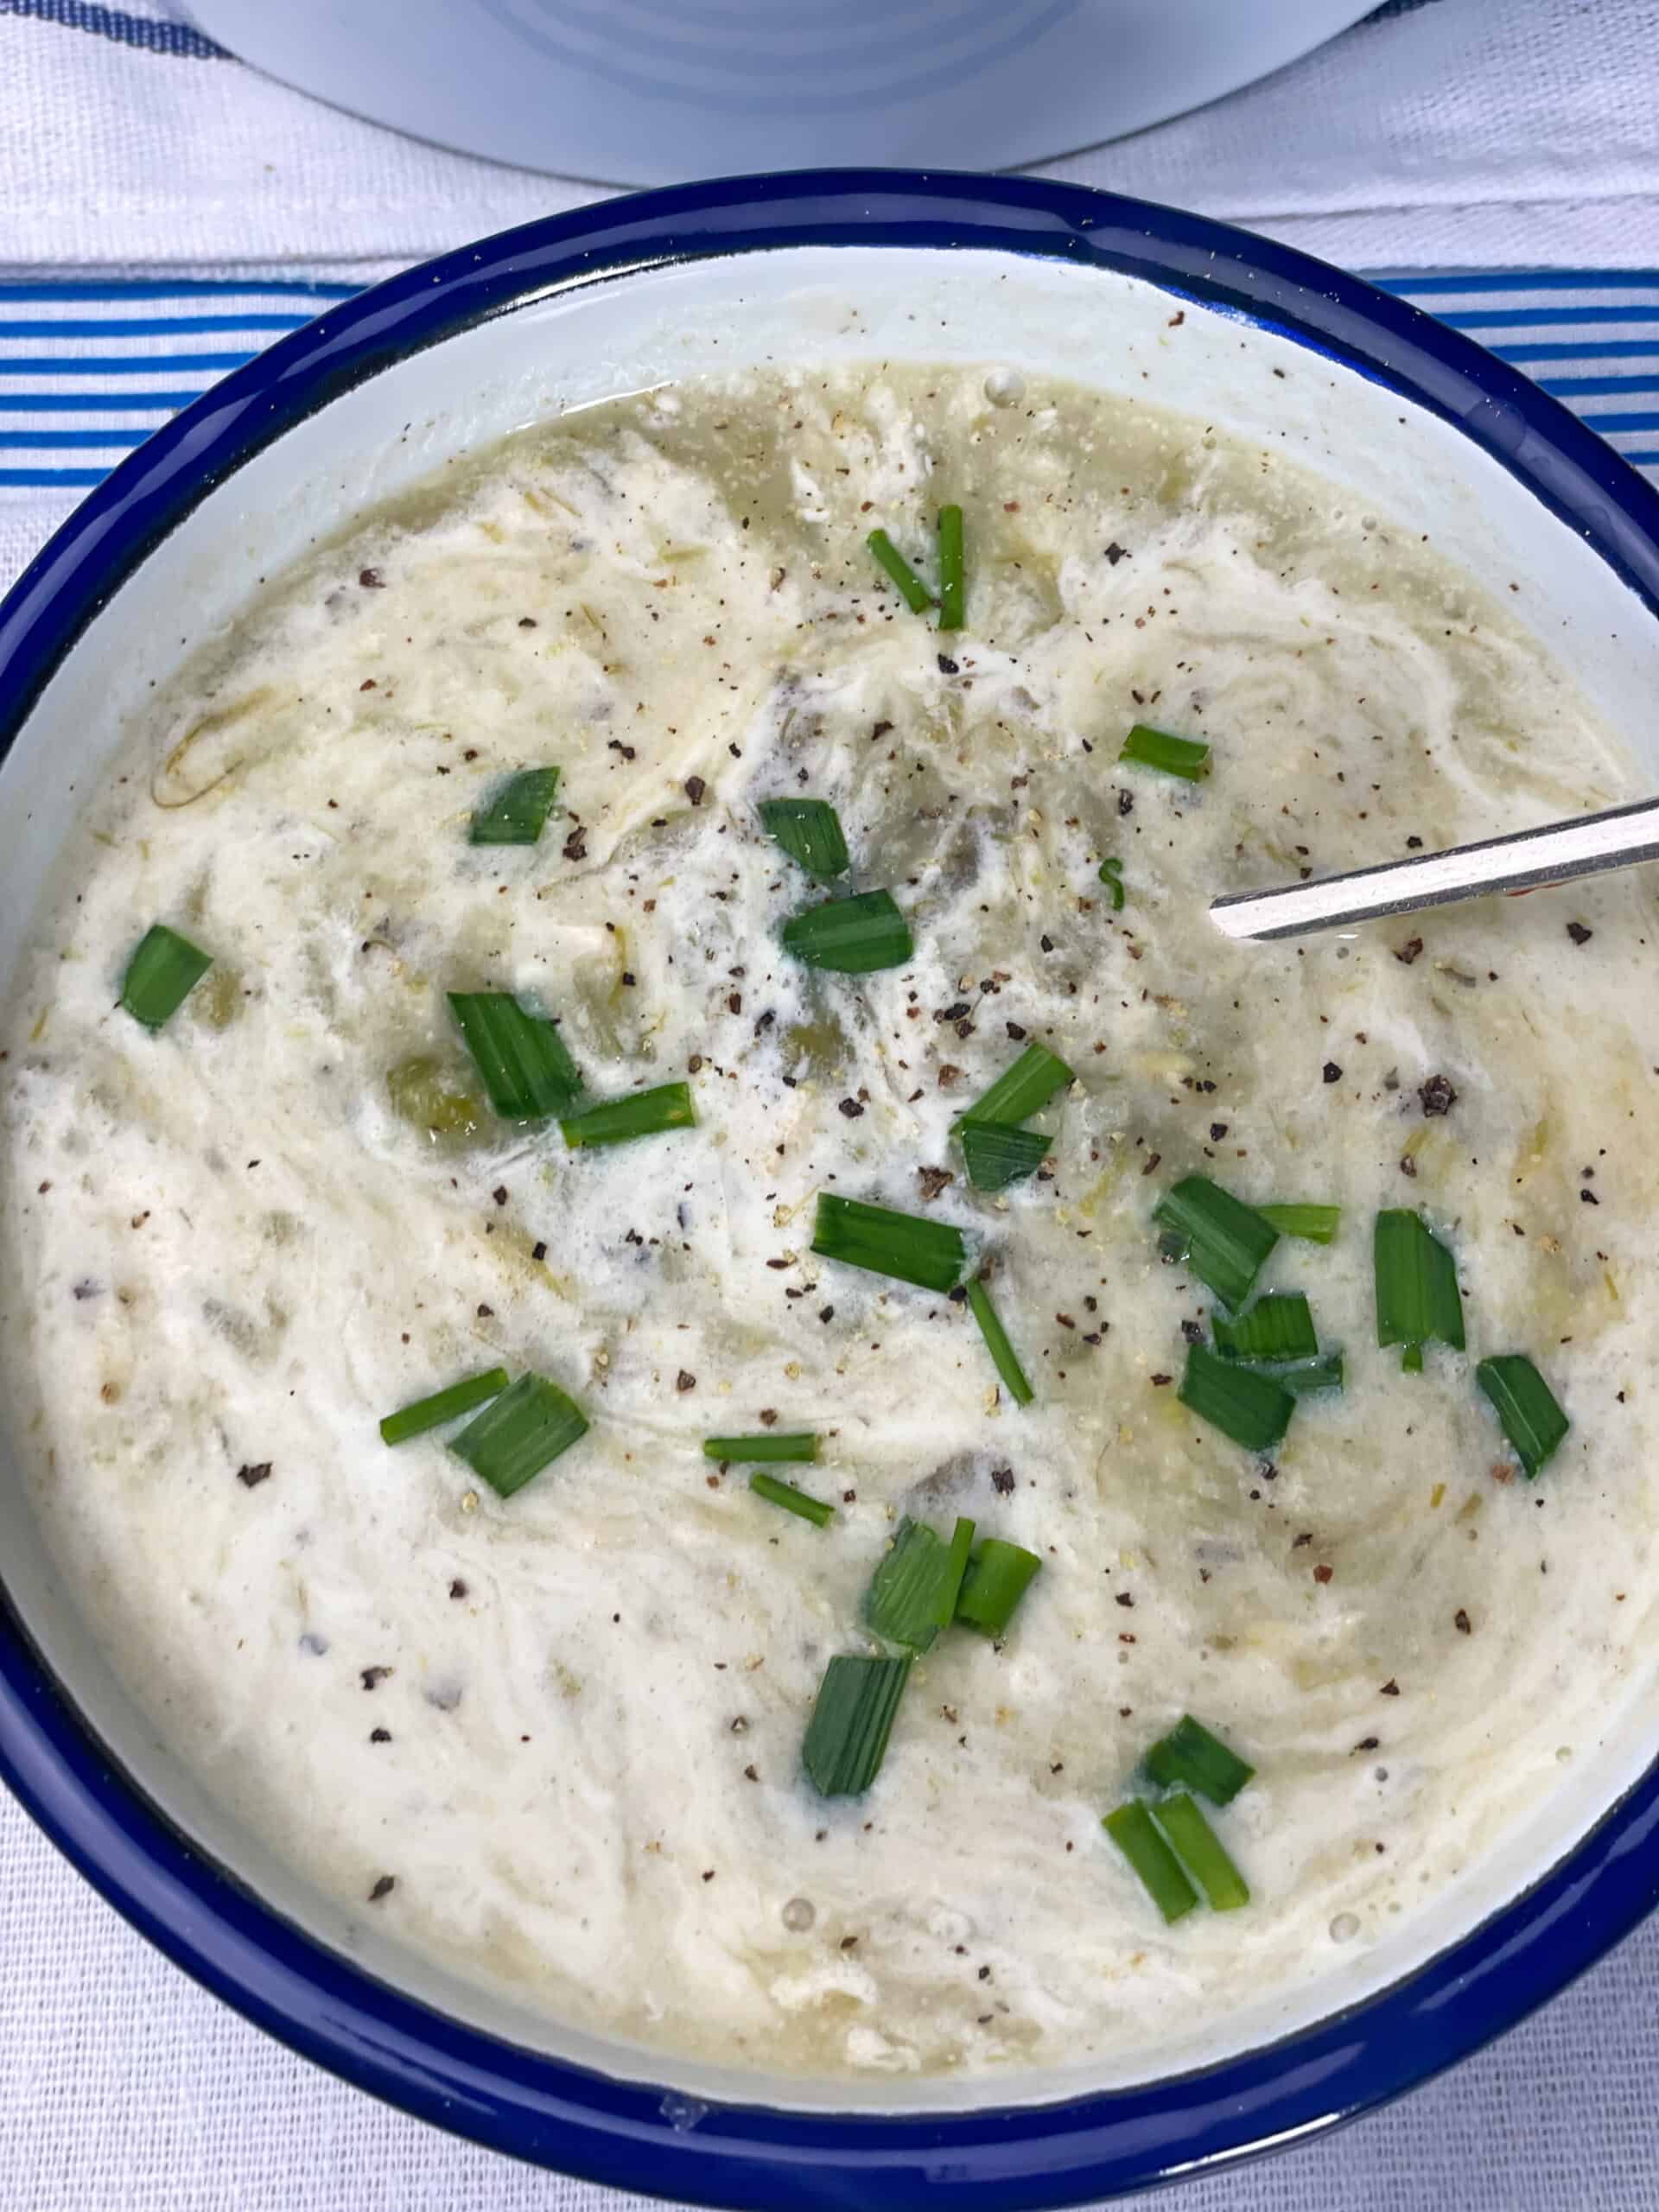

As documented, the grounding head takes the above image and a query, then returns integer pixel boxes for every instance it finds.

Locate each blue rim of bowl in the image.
[3,171,1659,2209]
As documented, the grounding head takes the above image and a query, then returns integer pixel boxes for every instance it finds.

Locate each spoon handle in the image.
[1210,795,1659,944]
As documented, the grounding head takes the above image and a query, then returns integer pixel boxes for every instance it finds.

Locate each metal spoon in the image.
[1210,795,1659,944]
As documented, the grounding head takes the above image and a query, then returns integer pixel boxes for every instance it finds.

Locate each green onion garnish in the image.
[120,923,213,1032]
[956,1536,1042,1637]
[1212,1293,1318,1364]
[811,1192,969,1294]
[938,1515,976,1629]
[866,528,934,614]
[1119,724,1211,781]
[759,796,849,880]
[380,1367,508,1446]
[1179,1341,1294,1452]
[803,1651,912,1796]
[1103,1801,1198,1923]
[448,1370,589,1498]
[1275,1350,1345,1398]
[864,1516,972,1651]
[750,1471,836,1527]
[1097,858,1126,911]
[1154,1175,1280,1313]
[448,991,582,1122]
[1374,1208,1465,1366]
[1259,1203,1341,1244]
[959,1040,1074,1128]
[959,1121,1051,1193]
[1476,1354,1569,1478]
[1145,1713,1255,1806]
[937,505,965,631]
[1151,1792,1249,1910]
[966,1275,1033,1407]
[703,1433,818,1465]
[468,766,561,847]
[560,1081,695,1149]
[781,889,912,974]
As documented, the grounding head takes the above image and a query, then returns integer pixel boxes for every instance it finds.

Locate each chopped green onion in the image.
[959,1121,1051,1192]
[380,1366,508,1446]
[1213,1293,1318,1364]
[703,1433,818,1465]
[937,505,965,631]
[1145,1713,1255,1806]
[759,796,849,880]
[938,1516,976,1629]
[448,991,582,1122]
[1259,1203,1341,1245]
[1374,1208,1465,1365]
[1179,1341,1294,1452]
[560,1080,695,1149]
[866,528,935,614]
[1477,1354,1569,1478]
[811,1192,969,1294]
[120,923,213,1032]
[959,1040,1074,1128]
[1151,1792,1249,1910]
[956,1536,1042,1637]
[750,1471,836,1527]
[1119,724,1210,781]
[1097,857,1126,911]
[1103,1801,1198,1923]
[468,766,560,847]
[864,1516,970,1651]
[1402,1342,1425,1374]
[1275,1350,1345,1398]
[966,1275,1033,1407]
[448,1370,589,1498]
[781,889,912,974]
[803,1651,912,1796]
[1154,1175,1280,1313]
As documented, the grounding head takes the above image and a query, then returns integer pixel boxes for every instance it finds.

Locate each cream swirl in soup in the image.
[3,363,1656,2080]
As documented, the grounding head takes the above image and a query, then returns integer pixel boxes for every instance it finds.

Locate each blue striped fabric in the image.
[0,271,1655,493]
[0,0,230,60]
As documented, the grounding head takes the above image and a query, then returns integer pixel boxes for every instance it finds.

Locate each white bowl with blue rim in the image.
[3,173,1658,2208]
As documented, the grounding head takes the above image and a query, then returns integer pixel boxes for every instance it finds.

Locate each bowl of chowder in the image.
[2,174,1658,2209]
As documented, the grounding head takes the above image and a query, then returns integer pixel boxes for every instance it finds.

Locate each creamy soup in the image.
[3,363,1656,2082]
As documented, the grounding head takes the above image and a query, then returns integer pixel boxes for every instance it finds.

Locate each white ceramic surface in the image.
[3,241,1658,2116]
[178,1,1378,181]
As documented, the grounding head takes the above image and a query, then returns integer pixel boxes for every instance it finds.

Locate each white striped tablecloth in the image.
[0,269,1656,502]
